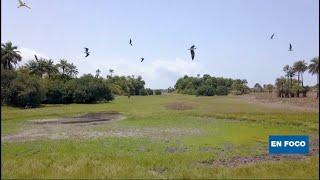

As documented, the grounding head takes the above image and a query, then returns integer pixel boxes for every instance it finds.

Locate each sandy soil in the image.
[240,93,319,112]
[165,102,195,110]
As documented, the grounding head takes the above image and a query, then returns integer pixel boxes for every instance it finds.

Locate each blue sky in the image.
[2,0,319,88]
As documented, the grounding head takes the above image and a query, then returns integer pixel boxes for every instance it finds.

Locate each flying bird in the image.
[188,45,196,60]
[288,43,293,51]
[17,0,31,9]
[129,38,133,46]
[270,33,275,39]
[140,57,144,62]
[34,55,38,61]
[84,47,90,57]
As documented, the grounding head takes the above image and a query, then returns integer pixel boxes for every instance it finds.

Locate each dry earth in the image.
[1,112,202,142]
[240,93,319,112]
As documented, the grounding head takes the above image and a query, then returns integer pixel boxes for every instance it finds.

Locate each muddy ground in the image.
[1,112,202,142]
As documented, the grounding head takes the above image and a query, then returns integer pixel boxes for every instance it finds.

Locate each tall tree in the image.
[109,69,114,77]
[95,69,101,78]
[26,58,58,78]
[43,59,58,78]
[308,56,319,97]
[293,60,308,87]
[283,65,295,94]
[275,77,286,97]
[1,42,22,70]
[67,63,78,78]
[57,59,69,75]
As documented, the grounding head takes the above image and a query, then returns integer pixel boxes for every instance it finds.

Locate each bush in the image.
[6,71,45,107]
[1,68,17,104]
[43,79,64,104]
[196,85,207,96]
[155,90,162,95]
[139,89,148,96]
[216,86,228,96]
[145,88,154,95]
[73,74,114,103]
[206,86,215,96]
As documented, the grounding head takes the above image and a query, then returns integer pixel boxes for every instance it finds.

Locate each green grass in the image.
[1,94,319,179]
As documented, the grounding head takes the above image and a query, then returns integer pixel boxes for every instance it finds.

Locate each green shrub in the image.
[216,86,228,96]
[1,68,17,105]
[155,90,162,95]
[6,71,45,107]
[139,89,148,96]
[145,88,154,95]
[73,74,114,103]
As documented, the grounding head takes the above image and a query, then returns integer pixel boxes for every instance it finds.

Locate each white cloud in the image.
[76,58,206,89]
[16,48,206,88]
[18,47,49,65]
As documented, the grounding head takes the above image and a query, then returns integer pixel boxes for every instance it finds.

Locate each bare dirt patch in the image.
[201,154,309,167]
[31,112,121,124]
[1,112,202,142]
[165,102,194,110]
[240,93,319,112]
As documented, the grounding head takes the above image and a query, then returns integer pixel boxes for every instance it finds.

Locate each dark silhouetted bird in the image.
[188,45,196,60]
[140,57,144,62]
[129,38,133,46]
[34,55,38,61]
[18,0,31,9]
[289,43,293,51]
[84,47,90,57]
[270,33,275,39]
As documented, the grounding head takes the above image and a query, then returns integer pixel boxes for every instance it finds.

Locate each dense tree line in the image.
[174,74,249,96]
[1,42,155,108]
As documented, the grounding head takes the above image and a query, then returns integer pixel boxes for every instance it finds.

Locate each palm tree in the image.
[26,60,41,76]
[1,42,22,69]
[109,69,114,77]
[67,63,78,78]
[44,59,59,78]
[308,56,319,97]
[283,65,295,92]
[275,77,286,98]
[95,69,101,78]
[26,59,47,77]
[57,59,69,75]
[293,60,308,87]
[25,58,58,78]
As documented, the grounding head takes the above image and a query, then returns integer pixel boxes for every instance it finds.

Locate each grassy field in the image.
[1,94,319,179]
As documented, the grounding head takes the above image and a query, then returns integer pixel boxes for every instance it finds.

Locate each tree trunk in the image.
[297,72,300,97]
[301,73,304,87]
[317,73,319,98]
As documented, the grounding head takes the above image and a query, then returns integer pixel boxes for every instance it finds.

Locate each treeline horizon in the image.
[1,42,163,108]
[1,41,319,108]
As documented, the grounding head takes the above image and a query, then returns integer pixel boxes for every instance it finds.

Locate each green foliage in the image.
[175,75,248,96]
[253,83,263,92]
[216,86,228,95]
[1,42,22,70]
[139,88,148,96]
[1,67,17,104]
[145,88,154,95]
[6,70,45,107]
[155,89,162,95]
[106,75,146,96]
[72,74,114,103]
